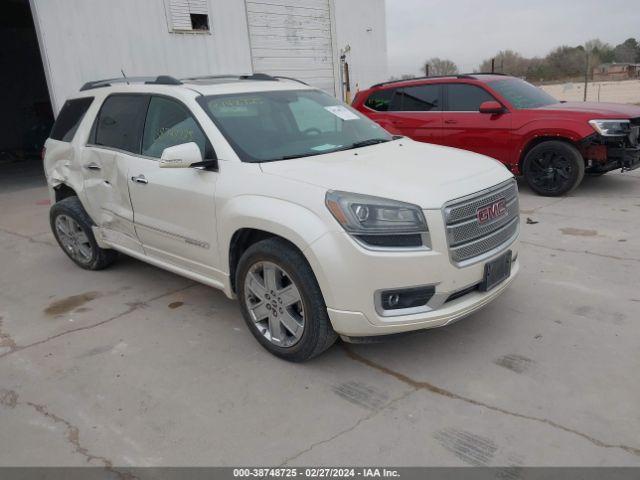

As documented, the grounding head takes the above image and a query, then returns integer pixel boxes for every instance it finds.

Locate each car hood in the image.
[259,139,513,209]
[536,102,640,118]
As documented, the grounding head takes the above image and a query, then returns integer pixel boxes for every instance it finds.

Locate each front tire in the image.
[50,196,118,270]
[523,141,585,196]
[236,238,337,362]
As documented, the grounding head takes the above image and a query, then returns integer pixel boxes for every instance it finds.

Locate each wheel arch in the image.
[518,135,584,173]
[220,196,332,298]
[53,183,78,203]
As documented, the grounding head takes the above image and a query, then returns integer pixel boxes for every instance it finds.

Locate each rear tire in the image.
[50,196,118,270]
[236,237,337,362]
[523,141,585,196]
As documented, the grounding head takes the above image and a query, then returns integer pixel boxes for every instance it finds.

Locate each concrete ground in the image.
[0,158,639,469]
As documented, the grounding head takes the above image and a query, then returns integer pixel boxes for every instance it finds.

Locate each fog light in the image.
[387,293,400,307]
[380,286,435,311]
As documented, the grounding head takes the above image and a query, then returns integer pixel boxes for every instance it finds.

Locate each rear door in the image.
[442,83,512,162]
[363,84,443,144]
[127,95,220,278]
[82,93,150,254]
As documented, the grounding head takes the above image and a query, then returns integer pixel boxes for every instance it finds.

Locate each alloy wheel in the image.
[54,214,93,264]
[528,150,574,193]
[243,261,305,348]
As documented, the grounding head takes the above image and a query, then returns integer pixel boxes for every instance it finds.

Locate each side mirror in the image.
[159,142,203,168]
[479,101,505,114]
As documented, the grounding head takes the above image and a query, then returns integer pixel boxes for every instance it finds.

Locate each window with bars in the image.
[165,0,210,33]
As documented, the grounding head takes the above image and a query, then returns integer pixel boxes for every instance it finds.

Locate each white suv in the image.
[44,74,520,361]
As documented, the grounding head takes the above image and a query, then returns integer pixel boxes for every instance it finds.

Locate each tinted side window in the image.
[397,85,441,111]
[142,96,212,159]
[447,84,495,111]
[364,88,395,112]
[50,97,94,142]
[95,95,149,153]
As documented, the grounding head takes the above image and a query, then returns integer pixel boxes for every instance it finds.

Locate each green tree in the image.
[614,38,640,63]
[584,38,615,65]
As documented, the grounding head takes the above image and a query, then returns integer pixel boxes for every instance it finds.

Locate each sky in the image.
[385,0,640,76]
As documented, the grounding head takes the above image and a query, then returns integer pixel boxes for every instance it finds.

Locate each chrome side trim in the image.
[135,222,210,249]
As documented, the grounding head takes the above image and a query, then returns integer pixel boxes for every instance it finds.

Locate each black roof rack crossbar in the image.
[371,72,508,88]
[80,75,182,91]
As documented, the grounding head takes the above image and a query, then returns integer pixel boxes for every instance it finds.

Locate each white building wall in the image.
[30,0,387,113]
[333,0,388,94]
[30,0,253,113]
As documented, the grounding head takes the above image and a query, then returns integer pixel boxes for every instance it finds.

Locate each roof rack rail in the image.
[240,73,277,81]
[183,73,279,82]
[273,76,309,86]
[182,74,245,81]
[371,72,508,88]
[458,72,508,78]
[80,75,182,91]
[183,73,306,84]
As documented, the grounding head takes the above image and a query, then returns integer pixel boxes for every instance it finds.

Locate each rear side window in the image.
[94,94,150,153]
[365,89,396,111]
[50,97,94,142]
[446,84,495,111]
[397,85,441,111]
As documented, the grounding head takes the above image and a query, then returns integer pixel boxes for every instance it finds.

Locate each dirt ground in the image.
[540,79,640,104]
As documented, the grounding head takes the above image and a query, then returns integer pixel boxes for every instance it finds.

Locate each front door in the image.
[442,83,513,162]
[127,96,220,278]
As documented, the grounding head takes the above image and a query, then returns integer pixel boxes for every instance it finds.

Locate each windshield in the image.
[488,78,558,109]
[198,89,392,162]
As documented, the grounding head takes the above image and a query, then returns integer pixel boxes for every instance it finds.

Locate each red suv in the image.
[353,74,640,196]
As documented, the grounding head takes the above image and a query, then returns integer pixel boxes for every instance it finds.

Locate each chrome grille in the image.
[444,179,519,265]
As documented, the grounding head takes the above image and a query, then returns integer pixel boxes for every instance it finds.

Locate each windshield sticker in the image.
[311,144,341,152]
[324,105,360,121]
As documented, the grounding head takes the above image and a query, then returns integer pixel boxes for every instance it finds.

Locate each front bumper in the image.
[581,134,640,173]
[328,260,519,337]
[621,145,640,171]
[304,209,520,337]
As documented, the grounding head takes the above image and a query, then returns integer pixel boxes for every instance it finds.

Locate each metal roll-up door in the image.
[246,0,337,94]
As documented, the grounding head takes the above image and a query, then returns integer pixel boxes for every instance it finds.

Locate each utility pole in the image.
[491,58,495,74]
[425,63,429,77]
[583,51,589,102]
[343,61,351,103]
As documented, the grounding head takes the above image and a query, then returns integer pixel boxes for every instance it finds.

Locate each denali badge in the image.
[477,199,507,224]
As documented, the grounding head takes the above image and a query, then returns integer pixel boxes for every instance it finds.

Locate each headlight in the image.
[589,119,631,137]
[325,190,429,249]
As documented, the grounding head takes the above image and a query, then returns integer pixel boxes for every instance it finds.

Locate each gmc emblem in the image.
[477,198,507,224]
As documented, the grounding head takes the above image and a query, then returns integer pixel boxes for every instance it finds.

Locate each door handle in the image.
[84,162,101,171]
[131,174,148,185]
[444,119,458,125]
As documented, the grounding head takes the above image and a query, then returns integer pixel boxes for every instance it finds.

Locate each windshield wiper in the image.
[270,138,394,161]
[278,151,328,160]
[349,138,393,149]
